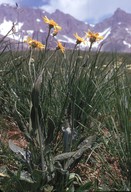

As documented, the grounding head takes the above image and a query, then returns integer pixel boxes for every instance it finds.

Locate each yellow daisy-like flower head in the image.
[56,41,65,53]
[74,33,85,45]
[43,16,62,30]
[24,37,45,49]
[85,30,103,43]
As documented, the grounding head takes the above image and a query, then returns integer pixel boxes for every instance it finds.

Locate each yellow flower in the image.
[43,16,62,30]
[54,25,62,31]
[24,37,45,49]
[85,30,103,43]
[74,33,85,45]
[56,41,65,53]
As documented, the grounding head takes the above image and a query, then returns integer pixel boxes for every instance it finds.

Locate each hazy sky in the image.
[0,0,131,24]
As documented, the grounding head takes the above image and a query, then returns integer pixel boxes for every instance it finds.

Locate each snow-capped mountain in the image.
[93,8,131,52]
[0,3,131,52]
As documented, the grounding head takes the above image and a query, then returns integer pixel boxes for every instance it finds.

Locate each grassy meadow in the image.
[0,20,131,192]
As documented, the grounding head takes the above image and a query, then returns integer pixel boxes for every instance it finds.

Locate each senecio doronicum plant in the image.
[22,15,104,188]
[0,15,107,192]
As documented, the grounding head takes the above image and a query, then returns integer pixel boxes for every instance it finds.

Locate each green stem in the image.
[28,47,33,84]
[45,27,51,53]
[89,42,93,52]
[39,50,56,77]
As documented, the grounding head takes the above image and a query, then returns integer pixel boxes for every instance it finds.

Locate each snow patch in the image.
[0,18,24,41]
[90,24,95,27]
[27,30,33,35]
[0,18,23,35]
[125,28,131,35]
[62,35,75,44]
[99,27,111,39]
[36,18,41,22]
[123,40,131,48]
[40,29,44,32]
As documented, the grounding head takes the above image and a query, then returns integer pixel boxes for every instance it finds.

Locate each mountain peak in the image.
[54,9,62,13]
[112,8,130,22]
[113,8,129,17]
[114,8,127,15]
